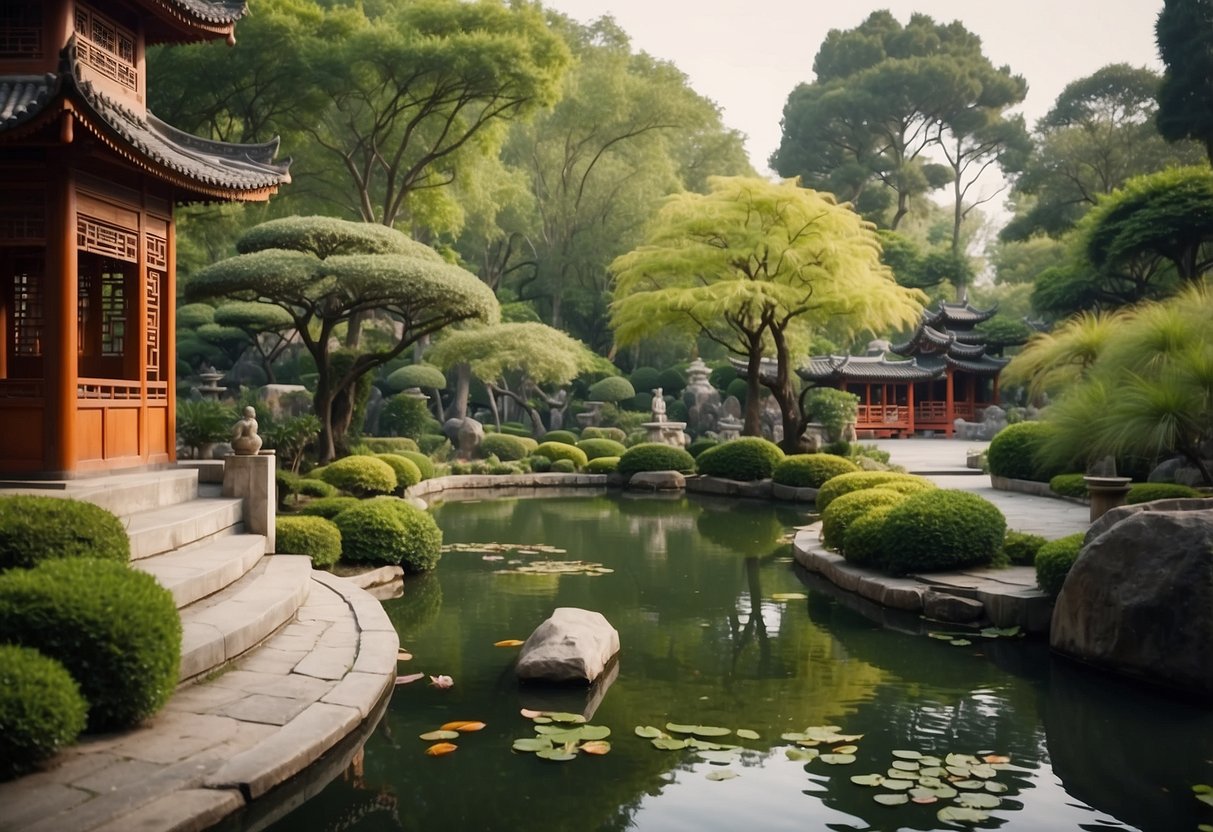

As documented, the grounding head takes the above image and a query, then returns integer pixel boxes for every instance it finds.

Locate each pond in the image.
[255,492,1213,832]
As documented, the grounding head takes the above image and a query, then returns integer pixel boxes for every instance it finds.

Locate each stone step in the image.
[0,467,200,517]
[135,534,267,609]
[124,497,244,561]
[179,555,313,683]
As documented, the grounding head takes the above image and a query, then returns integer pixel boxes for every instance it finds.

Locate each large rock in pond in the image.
[516,608,619,685]
[1052,507,1213,696]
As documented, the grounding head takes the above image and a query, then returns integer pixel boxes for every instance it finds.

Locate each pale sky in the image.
[543,0,1164,181]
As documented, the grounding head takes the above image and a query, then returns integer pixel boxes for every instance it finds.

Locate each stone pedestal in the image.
[1084,476,1132,522]
[642,420,687,447]
[223,451,277,553]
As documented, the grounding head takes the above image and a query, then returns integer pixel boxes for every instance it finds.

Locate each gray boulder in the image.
[1052,507,1213,696]
[626,471,686,492]
[516,607,620,685]
[443,416,484,460]
[1084,497,1213,545]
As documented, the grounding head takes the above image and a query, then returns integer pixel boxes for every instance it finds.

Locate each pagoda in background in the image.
[0,0,289,476]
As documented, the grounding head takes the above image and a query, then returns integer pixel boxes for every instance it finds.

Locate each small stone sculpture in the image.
[231,406,263,455]
[651,387,666,423]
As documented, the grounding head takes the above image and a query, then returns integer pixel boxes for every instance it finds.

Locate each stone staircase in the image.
[0,467,398,832]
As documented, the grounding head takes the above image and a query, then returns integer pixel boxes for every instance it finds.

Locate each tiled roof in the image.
[797,354,940,383]
[0,42,289,197]
[924,301,997,327]
[151,0,247,25]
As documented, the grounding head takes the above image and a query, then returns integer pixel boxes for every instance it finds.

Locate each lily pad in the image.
[577,725,612,741]
[954,780,985,790]
[985,781,1009,794]
[705,769,738,781]
[785,748,819,761]
[881,779,914,791]
[780,732,808,742]
[770,592,808,602]
[419,730,460,741]
[665,723,731,737]
[634,725,667,739]
[686,739,739,751]
[919,766,946,778]
[535,748,578,761]
[652,738,688,751]
[968,764,997,779]
[947,753,981,766]
[919,756,943,767]
[697,750,742,764]
[544,712,586,724]
[937,806,991,823]
[873,793,908,806]
[832,744,859,755]
[850,774,885,787]
[819,753,857,765]
[957,792,1001,809]
[982,754,1011,764]
[947,765,972,777]
[892,749,922,760]
[891,760,920,771]
[950,639,972,647]
[736,729,760,740]
[930,785,959,799]
[887,769,919,780]
[512,737,552,753]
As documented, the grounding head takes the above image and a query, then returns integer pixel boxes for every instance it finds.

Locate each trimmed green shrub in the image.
[805,388,859,440]
[295,478,338,499]
[840,504,897,568]
[362,437,420,454]
[489,462,523,475]
[1002,530,1047,566]
[417,434,451,456]
[550,459,577,473]
[709,364,737,390]
[877,490,1007,575]
[276,516,342,569]
[528,455,552,473]
[581,426,627,442]
[333,497,442,571]
[1049,473,1088,499]
[533,441,588,469]
[629,366,661,394]
[1035,533,1086,596]
[396,450,436,480]
[987,421,1063,482]
[296,496,361,520]
[773,454,860,489]
[276,469,300,507]
[543,429,579,445]
[304,465,327,480]
[379,394,433,439]
[0,496,129,572]
[657,367,687,395]
[696,437,785,481]
[1126,482,1203,504]
[0,559,180,731]
[0,645,88,779]
[587,377,635,403]
[319,455,397,497]
[585,456,620,474]
[577,438,627,460]
[617,443,696,476]
[499,421,533,437]
[384,363,446,393]
[725,378,749,402]
[821,488,908,551]
[375,454,422,492]
[815,471,935,512]
[687,438,719,458]
[481,433,535,461]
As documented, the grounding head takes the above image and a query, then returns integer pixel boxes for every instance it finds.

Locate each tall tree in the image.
[611,177,925,449]
[1156,0,1213,164]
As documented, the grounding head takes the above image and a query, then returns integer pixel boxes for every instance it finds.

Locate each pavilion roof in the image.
[138,0,247,44]
[923,301,997,328]
[797,354,941,383]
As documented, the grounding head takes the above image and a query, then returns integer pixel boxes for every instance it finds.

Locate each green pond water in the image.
[258,492,1213,832]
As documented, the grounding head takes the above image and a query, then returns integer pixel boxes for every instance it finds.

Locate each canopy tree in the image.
[611,177,926,450]
[212,301,296,384]
[1156,0,1213,165]
[185,216,499,461]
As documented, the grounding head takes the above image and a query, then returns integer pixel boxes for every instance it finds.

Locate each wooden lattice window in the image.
[10,255,43,358]
[77,215,137,263]
[0,1,42,58]
[145,269,161,380]
[99,268,126,357]
[74,5,137,93]
[146,234,167,270]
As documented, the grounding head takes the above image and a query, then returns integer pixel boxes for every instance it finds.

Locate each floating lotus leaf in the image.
[930,785,959,799]
[985,781,1009,794]
[420,730,460,741]
[770,592,807,602]
[697,750,741,764]
[580,741,611,755]
[891,760,919,771]
[736,729,760,740]
[780,732,808,742]
[919,756,943,767]
[937,806,991,822]
[425,742,457,756]
[652,738,688,751]
[957,792,1001,809]
[577,725,611,741]
[892,750,922,760]
[909,787,937,800]
[634,725,667,739]
[666,723,697,734]
[785,748,819,761]
[705,769,738,781]
[833,744,859,755]
[850,774,885,787]
[947,753,981,766]
[919,767,945,778]
[954,780,985,790]
[545,712,586,724]
[887,769,919,780]
[969,764,997,779]
[536,748,578,761]
[873,794,908,806]
[881,779,913,791]
[919,777,944,789]
[947,765,971,778]
[686,739,738,751]
[512,737,553,752]
[819,754,857,765]
[950,639,972,647]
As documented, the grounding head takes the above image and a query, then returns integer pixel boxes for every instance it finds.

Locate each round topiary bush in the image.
[0,645,88,780]
[296,496,361,520]
[724,378,749,402]
[617,443,696,476]
[481,433,535,462]
[581,426,627,443]
[533,441,588,469]
[577,438,627,460]
[384,363,446,394]
[1035,533,1086,596]
[333,497,442,572]
[876,490,1007,575]
[528,455,552,473]
[657,367,687,395]
[1049,473,1088,499]
[276,516,342,570]
[815,471,935,512]
[585,456,619,474]
[986,421,1062,482]
[1002,530,1048,566]
[374,454,422,492]
[542,429,580,445]
[687,438,719,458]
[695,437,785,482]
[0,558,181,731]
[396,450,436,480]
[0,496,130,572]
[550,459,577,473]
[587,377,636,404]
[319,455,397,497]
[629,366,661,394]
[362,436,421,454]
[1126,482,1203,504]
[821,488,908,552]
[295,478,338,499]
[773,454,860,489]
[841,504,898,568]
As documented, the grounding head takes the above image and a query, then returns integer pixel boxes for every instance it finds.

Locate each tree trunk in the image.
[449,364,470,420]
[767,327,804,453]
[330,382,359,456]
[344,310,365,349]
[486,386,501,430]
[314,387,337,463]
[744,346,763,436]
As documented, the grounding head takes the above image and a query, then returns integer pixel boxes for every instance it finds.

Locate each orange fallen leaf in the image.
[397,651,413,661]
[520,708,544,719]
[440,720,486,732]
[456,721,486,732]
[911,796,938,805]
[395,673,424,685]
[494,639,525,647]
[982,754,1011,764]
[425,742,457,756]
[580,741,611,755]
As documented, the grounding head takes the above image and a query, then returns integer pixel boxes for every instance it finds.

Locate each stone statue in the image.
[231,406,263,455]
[651,387,666,423]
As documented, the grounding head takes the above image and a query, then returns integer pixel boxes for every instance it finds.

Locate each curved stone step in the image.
[135,534,267,609]
[0,468,200,517]
[124,497,244,561]
[180,555,313,683]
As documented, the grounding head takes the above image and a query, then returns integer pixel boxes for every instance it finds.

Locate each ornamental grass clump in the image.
[0,496,129,572]
[480,433,536,462]
[821,488,908,552]
[876,490,1007,575]
[333,497,442,572]
[815,471,935,512]
[695,437,785,481]
[773,454,860,489]
[276,516,342,570]
[1035,533,1086,596]
[533,442,588,469]
[576,438,627,460]
[0,558,181,731]
[0,645,88,780]
[319,455,398,497]
[374,454,422,493]
[617,443,696,476]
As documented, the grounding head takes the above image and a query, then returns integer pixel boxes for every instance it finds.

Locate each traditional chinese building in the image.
[0,0,289,476]
[797,302,1008,438]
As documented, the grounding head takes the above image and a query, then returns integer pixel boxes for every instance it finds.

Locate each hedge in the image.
[617,443,696,476]
[396,450,436,481]
[987,421,1062,482]
[480,433,535,461]
[0,496,130,572]
[0,558,181,731]
[1126,483,1202,504]
[528,455,552,473]
[695,437,785,481]
[576,438,627,460]
[276,516,342,569]
[295,496,362,520]
[815,471,934,512]
[1035,533,1086,596]
[333,497,442,572]
[1002,530,1047,566]
[361,436,420,454]
[0,645,88,779]
[587,377,636,403]
[629,366,661,394]
[542,429,580,445]
[840,504,898,568]
[319,455,397,497]
[821,488,908,552]
[772,454,860,489]
[374,454,422,492]
[295,478,338,499]
[585,456,620,474]
[876,490,1007,575]
[581,426,627,443]
[533,442,588,469]
[551,459,577,473]
[1049,473,1088,499]
[687,438,719,458]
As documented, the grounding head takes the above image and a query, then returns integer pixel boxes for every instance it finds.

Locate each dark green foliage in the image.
[1127,482,1203,504]
[877,491,1007,575]
[657,367,687,395]
[709,364,737,390]
[0,559,180,731]
[384,364,447,393]
[586,377,636,403]
[0,645,88,779]
[822,488,908,551]
[276,469,300,507]
[499,421,533,437]
[550,459,577,473]
[580,426,627,442]
[333,497,442,571]
[176,399,235,454]
[0,496,129,572]
[987,422,1063,482]
[528,455,552,473]
[319,456,397,497]
[1049,473,1089,499]
[617,443,696,476]
[1002,530,1047,566]
[629,366,661,394]
[841,505,897,568]
[773,454,860,489]
[695,437,785,481]
[533,442,587,468]
[417,435,451,456]
[296,496,362,520]
[375,454,422,492]
[396,451,436,481]
[667,399,688,422]
[725,378,748,402]
[362,436,420,454]
[687,438,719,458]
[585,456,619,474]
[542,429,580,445]
[1156,0,1213,164]
[576,438,627,460]
[1035,533,1086,596]
[379,395,434,440]
[296,479,338,499]
[805,388,860,440]
[276,516,342,569]
[480,433,535,461]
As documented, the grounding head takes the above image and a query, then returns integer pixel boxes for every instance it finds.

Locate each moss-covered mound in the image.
[0,645,88,780]
[333,497,442,571]
[533,442,588,469]
[1126,482,1202,504]
[319,455,397,497]
[576,438,627,460]
[773,454,860,489]
[480,433,536,461]
[295,496,362,520]
[815,471,935,512]
[375,454,422,492]
[1035,533,1086,596]
[877,490,1007,574]
[276,516,342,569]
[821,488,908,552]
[0,496,130,572]
[695,437,785,481]
[617,443,696,476]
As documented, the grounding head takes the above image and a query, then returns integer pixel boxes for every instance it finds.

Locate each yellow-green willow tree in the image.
[610,177,926,449]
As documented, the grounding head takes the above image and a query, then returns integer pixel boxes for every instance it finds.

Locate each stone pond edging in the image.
[406,471,817,502]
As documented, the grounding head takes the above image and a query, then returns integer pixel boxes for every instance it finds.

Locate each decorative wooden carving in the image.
[0,1,43,58]
[74,5,138,93]
[77,215,137,262]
